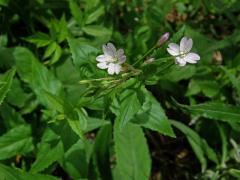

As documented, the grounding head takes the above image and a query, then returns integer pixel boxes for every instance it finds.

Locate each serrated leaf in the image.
[178,101,240,123]
[0,125,34,160]
[162,65,196,82]
[0,68,16,105]
[170,25,186,43]
[84,117,110,133]
[61,139,93,179]
[85,6,105,24]
[48,43,62,65]
[30,141,64,173]
[14,47,62,107]
[94,124,112,180]
[221,66,240,97]
[118,90,142,129]
[133,87,175,137]
[67,109,88,139]
[82,25,112,37]
[114,120,151,180]
[58,15,69,43]
[43,41,57,59]
[67,119,84,139]
[0,103,25,129]
[23,32,51,48]
[171,120,219,172]
[68,38,98,67]
[229,168,240,178]
[43,91,64,113]
[186,80,219,97]
[6,78,30,108]
[69,0,84,27]
[0,163,60,180]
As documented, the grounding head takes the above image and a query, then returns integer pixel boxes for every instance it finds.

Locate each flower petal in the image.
[180,37,193,53]
[97,62,108,69]
[117,49,124,56]
[107,63,115,75]
[167,43,180,56]
[102,43,117,56]
[114,64,122,74]
[107,43,116,53]
[102,44,108,54]
[96,55,107,62]
[176,57,186,66]
[119,55,126,64]
[184,52,200,63]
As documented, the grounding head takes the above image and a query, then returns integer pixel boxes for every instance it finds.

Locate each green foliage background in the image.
[0,0,240,179]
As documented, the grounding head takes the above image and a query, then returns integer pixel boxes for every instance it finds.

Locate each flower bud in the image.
[157,32,170,47]
[144,57,155,64]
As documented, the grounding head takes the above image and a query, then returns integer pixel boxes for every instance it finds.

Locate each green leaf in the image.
[84,117,110,133]
[30,141,64,173]
[48,43,62,65]
[82,25,112,37]
[217,123,228,167]
[23,32,51,48]
[118,90,142,129]
[221,66,240,97]
[186,80,219,97]
[0,0,9,6]
[67,119,84,139]
[69,0,83,27]
[0,103,25,129]
[58,15,69,43]
[133,87,175,137]
[178,101,240,123]
[114,121,151,180]
[170,25,186,43]
[229,168,240,178]
[94,124,112,179]
[171,120,219,172]
[67,109,88,139]
[85,5,105,24]
[43,41,57,59]
[162,65,196,82]
[76,109,88,131]
[0,34,8,47]
[14,47,62,107]
[43,91,64,113]
[68,38,98,67]
[61,139,93,179]
[0,125,34,160]
[0,163,60,180]
[6,78,30,108]
[0,68,16,105]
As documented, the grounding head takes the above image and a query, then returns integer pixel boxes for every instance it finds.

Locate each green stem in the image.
[132,44,158,66]
[153,56,174,62]
[79,77,115,84]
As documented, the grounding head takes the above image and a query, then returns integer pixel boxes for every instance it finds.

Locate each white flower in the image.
[96,43,126,75]
[167,37,200,66]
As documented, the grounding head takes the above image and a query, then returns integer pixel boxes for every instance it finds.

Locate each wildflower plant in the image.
[1,1,240,180]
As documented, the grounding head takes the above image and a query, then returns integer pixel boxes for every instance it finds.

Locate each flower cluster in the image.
[96,36,200,75]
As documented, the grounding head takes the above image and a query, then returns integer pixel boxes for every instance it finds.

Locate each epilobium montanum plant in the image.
[167,36,200,66]
[96,35,200,77]
[2,1,240,179]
